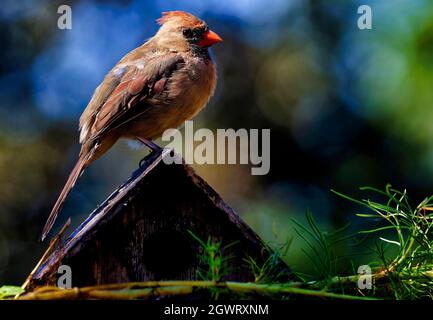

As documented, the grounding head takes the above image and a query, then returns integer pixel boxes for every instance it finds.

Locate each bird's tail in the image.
[41,153,90,241]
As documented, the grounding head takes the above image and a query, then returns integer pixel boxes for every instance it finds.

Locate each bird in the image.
[41,11,222,241]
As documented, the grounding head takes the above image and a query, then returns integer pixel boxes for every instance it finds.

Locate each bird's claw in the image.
[139,157,148,168]
[138,147,164,169]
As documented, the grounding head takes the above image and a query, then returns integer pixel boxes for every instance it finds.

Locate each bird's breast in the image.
[124,58,217,140]
[159,57,217,123]
[179,58,217,114]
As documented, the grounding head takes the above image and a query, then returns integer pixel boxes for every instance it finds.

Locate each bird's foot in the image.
[137,137,163,168]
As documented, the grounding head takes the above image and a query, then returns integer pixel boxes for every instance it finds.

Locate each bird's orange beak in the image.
[199,30,223,47]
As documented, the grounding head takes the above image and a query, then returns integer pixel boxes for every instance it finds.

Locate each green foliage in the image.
[243,185,433,300]
[332,185,433,299]
[187,230,238,282]
[0,286,24,299]
[188,185,433,299]
[244,237,292,284]
[291,211,352,282]
[188,231,241,299]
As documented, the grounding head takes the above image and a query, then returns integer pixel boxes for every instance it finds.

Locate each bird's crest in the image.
[157,11,204,27]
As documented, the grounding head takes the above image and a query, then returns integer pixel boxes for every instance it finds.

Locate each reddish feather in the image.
[157,11,204,27]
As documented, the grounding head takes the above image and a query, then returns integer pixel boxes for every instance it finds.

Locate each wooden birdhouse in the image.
[27,149,291,288]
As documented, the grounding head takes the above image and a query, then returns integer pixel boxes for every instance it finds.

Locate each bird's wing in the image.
[81,52,185,143]
[79,68,124,143]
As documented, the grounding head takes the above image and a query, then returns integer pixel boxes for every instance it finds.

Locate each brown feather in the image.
[41,151,93,241]
[88,53,185,141]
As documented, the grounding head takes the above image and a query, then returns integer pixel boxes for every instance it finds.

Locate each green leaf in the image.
[0,286,24,299]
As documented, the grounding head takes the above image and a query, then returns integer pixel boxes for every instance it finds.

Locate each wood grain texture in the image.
[29,150,292,288]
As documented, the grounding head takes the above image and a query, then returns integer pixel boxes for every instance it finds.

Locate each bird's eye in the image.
[182,29,194,38]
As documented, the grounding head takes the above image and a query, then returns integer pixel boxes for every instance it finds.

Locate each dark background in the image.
[1,0,433,284]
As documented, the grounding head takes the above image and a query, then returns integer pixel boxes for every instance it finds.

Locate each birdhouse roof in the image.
[28,149,290,287]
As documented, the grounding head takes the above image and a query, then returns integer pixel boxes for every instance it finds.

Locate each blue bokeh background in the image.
[1,0,433,284]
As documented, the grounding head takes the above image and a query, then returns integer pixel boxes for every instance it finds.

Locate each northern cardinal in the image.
[41,11,222,241]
